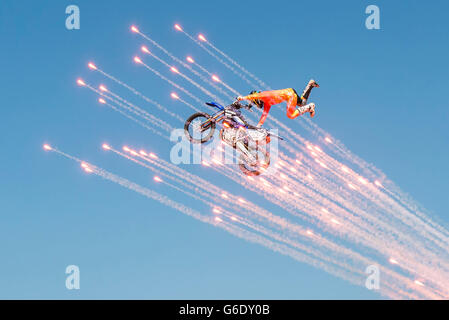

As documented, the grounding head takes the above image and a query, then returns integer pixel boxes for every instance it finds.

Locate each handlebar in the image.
[230,101,254,112]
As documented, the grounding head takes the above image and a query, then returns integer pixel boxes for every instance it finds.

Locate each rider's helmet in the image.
[249,90,264,109]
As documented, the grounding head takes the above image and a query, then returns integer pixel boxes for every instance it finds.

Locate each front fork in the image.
[200,110,224,131]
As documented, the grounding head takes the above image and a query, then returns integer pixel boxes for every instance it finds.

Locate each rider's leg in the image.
[300,79,319,103]
[286,93,300,119]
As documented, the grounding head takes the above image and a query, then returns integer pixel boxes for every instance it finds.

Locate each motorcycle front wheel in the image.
[184,112,216,143]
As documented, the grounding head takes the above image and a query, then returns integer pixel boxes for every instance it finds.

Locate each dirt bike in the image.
[184,100,283,176]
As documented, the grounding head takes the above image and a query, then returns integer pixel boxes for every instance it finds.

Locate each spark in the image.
[170,92,179,99]
[221,193,228,199]
[198,34,207,42]
[211,75,220,82]
[213,208,221,214]
[141,46,150,54]
[358,177,368,185]
[186,56,194,63]
[414,280,425,287]
[170,66,179,73]
[43,144,52,151]
[331,218,341,225]
[238,198,246,204]
[215,217,223,223]
[76,78,86,86]
[88,62,97,70]
[149,153,158,159]
[375,180,383,188]
[348,183,357,190]
[325,137,333,143]
[389,258,399,265]
[123,146,130,152]
[98,98,106,104]
[341,166,349,173]
[102,144,110,150]
[174,24,182,32]
[134,56,142,64]
[130,25,139,33]
[153,176,163,183]
[84,167,93,173]
[306,230,314,236]
[99,85,107,92]
[139,150,147,156]
[231,216,238,221]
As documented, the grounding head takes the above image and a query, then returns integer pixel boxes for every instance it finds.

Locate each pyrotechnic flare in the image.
[389,258,399,265]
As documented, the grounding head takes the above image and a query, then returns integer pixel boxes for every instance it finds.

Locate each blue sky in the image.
[0,0,448,299]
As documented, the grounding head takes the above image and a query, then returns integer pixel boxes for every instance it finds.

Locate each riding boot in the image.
[296,103,316,118]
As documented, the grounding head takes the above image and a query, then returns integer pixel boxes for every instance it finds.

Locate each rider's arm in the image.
[238,92,264,102]
[257,104,271,127]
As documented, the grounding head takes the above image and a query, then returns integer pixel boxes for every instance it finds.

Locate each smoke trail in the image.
[100,99,169,139]
[136,58,203,104]
[79,80,172,135]
[174,27,261,89]
[100,87,173,132]
[202,37,270,90]
[140,46,234,102]
[49,146,392,296]
[88,63,184,123]
[171,92,202,113]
